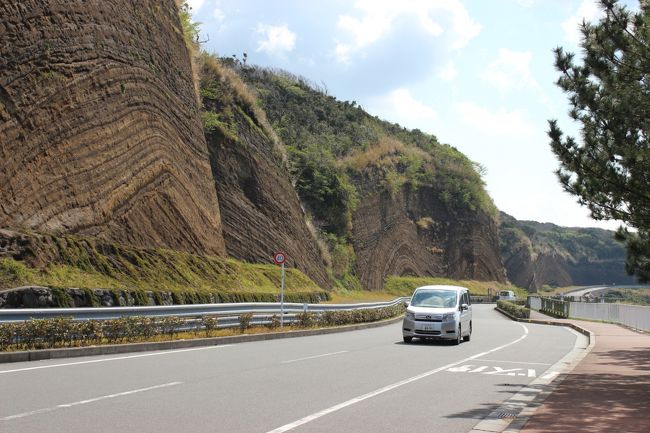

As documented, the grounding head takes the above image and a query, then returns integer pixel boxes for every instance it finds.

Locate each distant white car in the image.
[497,290,516,301]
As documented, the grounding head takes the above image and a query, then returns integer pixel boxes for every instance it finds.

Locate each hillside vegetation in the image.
[0,230,327,305]
[219,60,500,289]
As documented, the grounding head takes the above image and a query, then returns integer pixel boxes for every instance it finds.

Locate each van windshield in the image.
[410,289,457,308]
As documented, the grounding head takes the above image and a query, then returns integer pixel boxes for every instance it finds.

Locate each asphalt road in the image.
[0,305,583,433]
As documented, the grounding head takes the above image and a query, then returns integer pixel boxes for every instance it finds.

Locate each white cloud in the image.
[187,0,206,14]
[367,88,438,132]
[438,60,457,81]
[256,24,297,56]
[562,0,603,45]
[516,0,535,7]
[334,0,481,63]
[455,101,535,137]
[213,8,224,22]
[481,48,539,92]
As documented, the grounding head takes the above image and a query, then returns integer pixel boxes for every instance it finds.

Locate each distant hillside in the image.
[230,62,505,290]
[499,212,634,290]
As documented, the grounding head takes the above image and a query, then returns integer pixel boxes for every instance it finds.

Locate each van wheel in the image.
[453,326,462,345]
[463,322,472,342]
[403,336,412,343]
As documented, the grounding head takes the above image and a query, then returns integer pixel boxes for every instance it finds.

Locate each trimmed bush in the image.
[497,300,530,319]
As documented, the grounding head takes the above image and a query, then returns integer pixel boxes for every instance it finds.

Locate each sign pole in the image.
[280,261,285,327]
[274,251,287,328]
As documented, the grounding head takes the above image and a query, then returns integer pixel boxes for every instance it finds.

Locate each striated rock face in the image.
[353,186,505,291]
[201,64,330,288]
[0,0,224,255]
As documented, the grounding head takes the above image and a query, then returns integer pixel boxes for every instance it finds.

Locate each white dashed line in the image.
[1,382,182,421]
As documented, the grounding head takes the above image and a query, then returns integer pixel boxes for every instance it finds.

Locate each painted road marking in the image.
[0,345,233,375]
[281,350,348,364]
[447,364,538,377]
[264,323,529,433]
[475,359,552,366]
[0,382,182,421]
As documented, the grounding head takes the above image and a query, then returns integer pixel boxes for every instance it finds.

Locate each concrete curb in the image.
[468,307,595,433]
[0,315,404,364]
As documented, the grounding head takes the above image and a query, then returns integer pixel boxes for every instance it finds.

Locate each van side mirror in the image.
[460,303,468,311]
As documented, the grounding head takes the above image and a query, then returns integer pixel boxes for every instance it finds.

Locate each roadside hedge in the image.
[497,300,530,319]
[0,304,405,352]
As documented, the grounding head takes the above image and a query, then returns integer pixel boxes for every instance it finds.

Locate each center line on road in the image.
[265,324,529,433]
[0,345,233,375]
[474,359,552,366]
[0,381,183,421]
[281,350,348,364]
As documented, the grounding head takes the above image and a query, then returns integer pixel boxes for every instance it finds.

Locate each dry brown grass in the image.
[342,136,431,171]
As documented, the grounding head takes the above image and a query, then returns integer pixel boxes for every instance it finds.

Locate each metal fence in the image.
[570,302,650,331]
[0,297,410,323]
[528,295,650,331]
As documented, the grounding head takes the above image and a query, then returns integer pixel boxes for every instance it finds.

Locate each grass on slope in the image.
[383,276,527,298]
[0,233,327,304]
[325,276,527,303]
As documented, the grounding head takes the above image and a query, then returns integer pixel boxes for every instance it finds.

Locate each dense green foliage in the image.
[549,0,650,282]
[496,300,531,319]
[499,212,627,261]
[228,63,496,239]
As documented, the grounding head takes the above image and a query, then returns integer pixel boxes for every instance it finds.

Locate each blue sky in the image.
[187,0,638,230]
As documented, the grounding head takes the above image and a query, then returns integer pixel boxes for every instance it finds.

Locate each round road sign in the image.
[274,251,287,265]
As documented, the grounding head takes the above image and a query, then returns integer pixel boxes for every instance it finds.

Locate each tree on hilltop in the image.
[549,0,650,282]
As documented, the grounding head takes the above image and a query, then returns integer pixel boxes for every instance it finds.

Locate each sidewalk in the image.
[518,311,650,433]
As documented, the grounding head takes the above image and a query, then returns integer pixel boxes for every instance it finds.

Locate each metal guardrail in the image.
[0,297,410,323]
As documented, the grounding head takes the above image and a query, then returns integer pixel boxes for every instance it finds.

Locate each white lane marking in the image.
[265,323,529,433]
[0,382,182,421]
[281,351,348,364]
[447,365,540,377]
[474,358,551,366]
[0,345,233,375]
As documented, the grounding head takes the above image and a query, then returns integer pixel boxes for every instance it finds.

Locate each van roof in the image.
[413,285,468,293]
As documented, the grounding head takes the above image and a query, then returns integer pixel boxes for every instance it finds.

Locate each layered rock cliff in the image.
[236,65,506,290]
[198,58,330,288]
[499,213,634,290]
[0,0,224,254]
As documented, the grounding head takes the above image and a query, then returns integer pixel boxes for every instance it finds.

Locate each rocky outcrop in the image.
[499,213,635,290]
[0,0,224,255]
[353,186,505,291]
[200,63,330,288]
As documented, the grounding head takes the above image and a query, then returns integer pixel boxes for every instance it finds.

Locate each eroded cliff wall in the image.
[0,0,225,254]
[200,61,331,288]
[353,186,505,291]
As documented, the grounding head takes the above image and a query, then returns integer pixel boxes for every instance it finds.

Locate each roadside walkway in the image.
[518,311,650,433]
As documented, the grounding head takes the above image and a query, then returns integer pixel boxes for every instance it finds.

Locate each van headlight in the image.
[442,313,456,322]
[405,311,415,320]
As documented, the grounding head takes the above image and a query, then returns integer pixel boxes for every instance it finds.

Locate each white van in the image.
[402,285,472,345]
[497,290,516,301]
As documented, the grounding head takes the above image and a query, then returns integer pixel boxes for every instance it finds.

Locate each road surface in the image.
[0,305,583,433]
